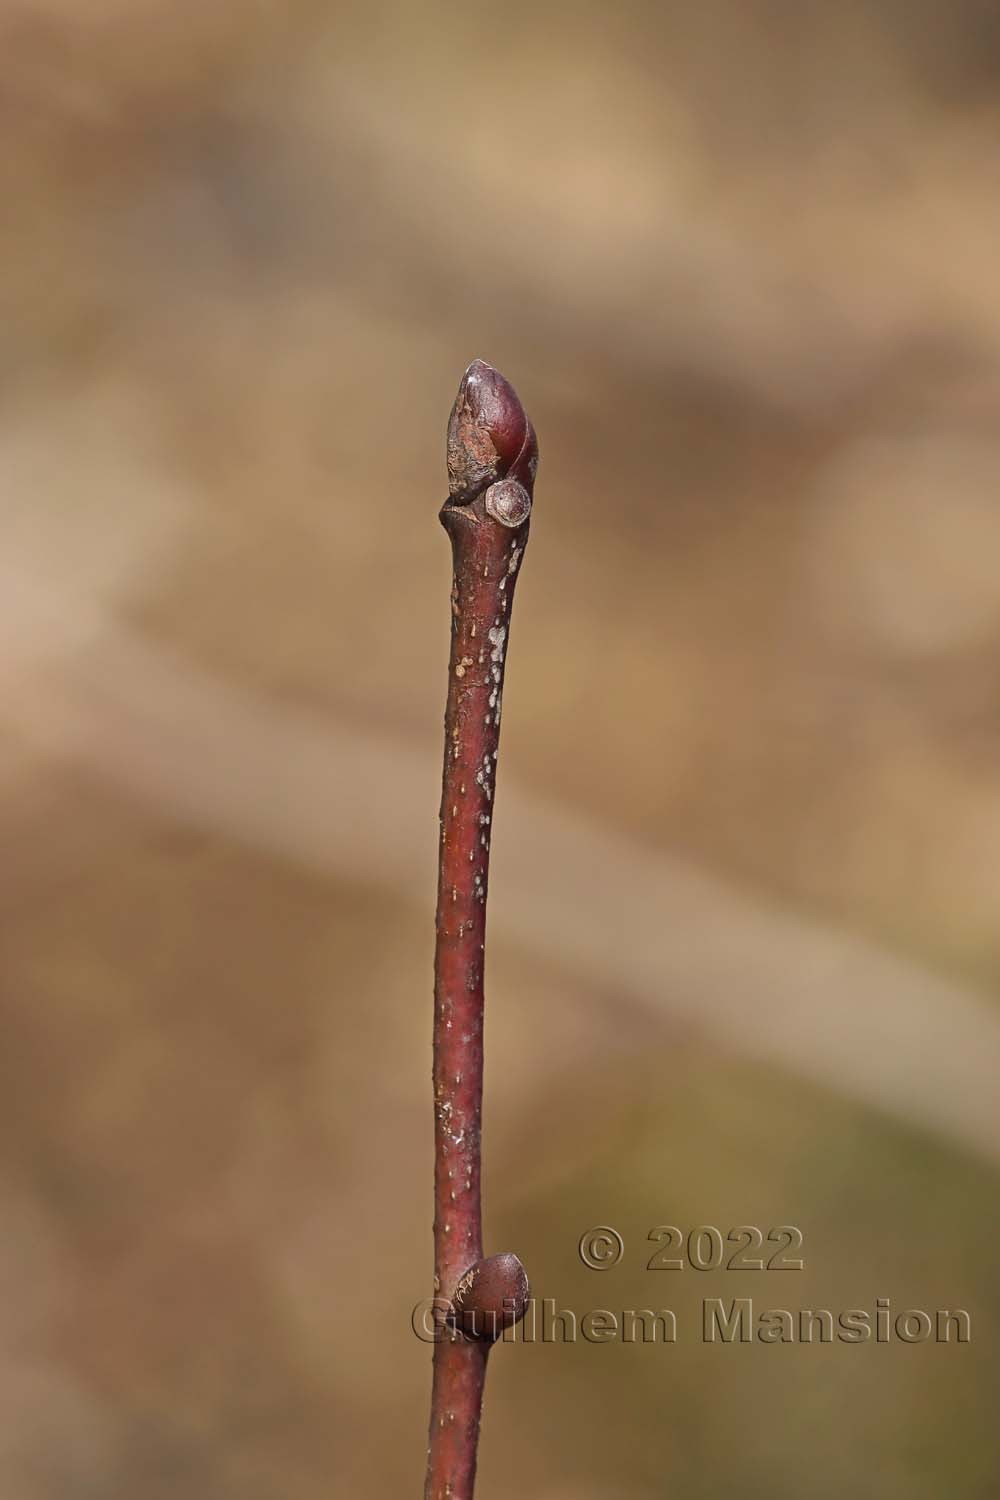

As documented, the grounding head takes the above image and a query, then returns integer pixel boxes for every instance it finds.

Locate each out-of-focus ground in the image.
[1,2,999,1495]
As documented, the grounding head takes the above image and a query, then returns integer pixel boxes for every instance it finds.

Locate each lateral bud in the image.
[451,1252,530,1342]
[484,479,531,528]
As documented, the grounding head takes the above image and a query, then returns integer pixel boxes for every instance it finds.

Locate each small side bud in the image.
[451,1252,530,1342]
[484,479,531,528]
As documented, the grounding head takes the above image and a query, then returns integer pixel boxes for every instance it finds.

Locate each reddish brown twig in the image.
[425,361,537,1499]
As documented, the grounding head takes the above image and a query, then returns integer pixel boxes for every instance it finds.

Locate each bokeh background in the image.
[2,0,1000,1494]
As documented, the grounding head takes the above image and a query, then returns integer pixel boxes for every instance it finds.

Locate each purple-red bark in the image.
[425,361,537,1499]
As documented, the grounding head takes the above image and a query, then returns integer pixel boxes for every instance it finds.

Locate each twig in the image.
[425,361,537,1498]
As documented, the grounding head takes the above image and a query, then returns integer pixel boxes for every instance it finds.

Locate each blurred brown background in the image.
[2,1,999,1494]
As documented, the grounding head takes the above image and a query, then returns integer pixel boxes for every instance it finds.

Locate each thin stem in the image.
[425,361,537,1499]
